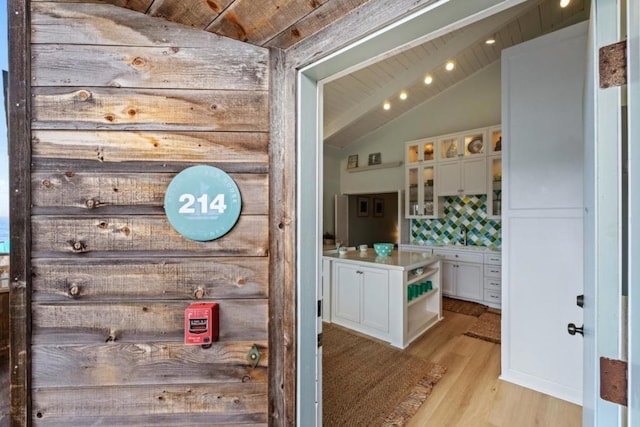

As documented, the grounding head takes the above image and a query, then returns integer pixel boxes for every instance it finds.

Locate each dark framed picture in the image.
[368,152,382,165]
[347,154,359,169]
[373,198,384,217]
[357,196,369,217]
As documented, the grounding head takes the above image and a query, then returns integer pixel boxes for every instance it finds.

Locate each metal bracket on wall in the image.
[599,40,627,88]
[600,357,628,406]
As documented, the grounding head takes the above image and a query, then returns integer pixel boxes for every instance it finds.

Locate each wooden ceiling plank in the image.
[32,0,153,13]
[206,0,329,46]
[507,20,524,45]
[323,3,534,140]
[146,0,233,29]
[517,6,543,40]
[265,0,371,49]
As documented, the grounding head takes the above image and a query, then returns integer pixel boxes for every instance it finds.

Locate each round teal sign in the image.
[164,165,242,241]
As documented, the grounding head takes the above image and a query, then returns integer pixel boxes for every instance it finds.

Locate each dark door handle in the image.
[576,294,584,308]
[567,323,584,336]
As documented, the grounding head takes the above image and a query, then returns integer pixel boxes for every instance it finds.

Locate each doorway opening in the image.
[298,0,592,424]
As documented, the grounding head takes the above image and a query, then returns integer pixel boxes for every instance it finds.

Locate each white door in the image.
[501,21,587,404]
[627,1,640,423]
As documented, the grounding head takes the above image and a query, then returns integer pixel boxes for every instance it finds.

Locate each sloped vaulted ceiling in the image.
[100,0,590,148]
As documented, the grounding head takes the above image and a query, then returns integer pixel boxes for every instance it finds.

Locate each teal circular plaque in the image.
[164,165,242,241]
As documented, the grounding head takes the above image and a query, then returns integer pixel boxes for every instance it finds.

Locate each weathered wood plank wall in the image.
[0,292,8,424]
[28,3,270,425]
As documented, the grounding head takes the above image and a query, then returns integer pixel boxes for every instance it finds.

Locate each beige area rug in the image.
[442,296,488,317]
[464,311,502,344]
[323,323,446,426]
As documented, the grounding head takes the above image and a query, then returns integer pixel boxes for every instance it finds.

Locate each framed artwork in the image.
[373,198,384,217]
[357,197,369,217]
[347,154,359,169]
[368,152,382,165]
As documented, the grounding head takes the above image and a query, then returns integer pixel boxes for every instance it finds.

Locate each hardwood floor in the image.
[403,310,582,427]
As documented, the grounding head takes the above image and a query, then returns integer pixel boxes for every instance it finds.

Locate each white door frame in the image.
[295,0,531,423]
[625,0,639,423]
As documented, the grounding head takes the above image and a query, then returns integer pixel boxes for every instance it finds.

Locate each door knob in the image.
[576,294,584,308]
[567,323,584,336]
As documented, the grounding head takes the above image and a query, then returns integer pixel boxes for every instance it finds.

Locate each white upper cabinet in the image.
[404,125,498,218]
[405,138,436,165]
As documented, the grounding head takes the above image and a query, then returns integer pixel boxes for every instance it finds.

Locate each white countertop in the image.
[323,248,440,271]
[401,243,501,253]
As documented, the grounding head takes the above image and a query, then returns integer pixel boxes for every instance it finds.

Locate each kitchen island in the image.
[322,248,442,349]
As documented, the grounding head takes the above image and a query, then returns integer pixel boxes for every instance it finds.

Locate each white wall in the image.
[323,146,342,236]
[333,60,502,195]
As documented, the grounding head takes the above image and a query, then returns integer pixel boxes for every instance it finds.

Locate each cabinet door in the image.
[361,268,389,332]
[333,264,361,323]
[455,262,483,300]
[460,158,486,195]
[406,166,420,217]
[441,261,456,296]
[436,162,460,196]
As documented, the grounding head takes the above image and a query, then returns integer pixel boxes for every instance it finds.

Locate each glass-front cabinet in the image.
[439,128,486,160]
[463,131,485,157]
[439,136,459,160]
[406,139,436,165]
[406,164,437,218]
[487,127,502,218]
[404,125,499,219]
[488,126,502,155]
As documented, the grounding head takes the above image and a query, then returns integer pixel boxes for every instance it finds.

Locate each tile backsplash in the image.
[411,194,501,248]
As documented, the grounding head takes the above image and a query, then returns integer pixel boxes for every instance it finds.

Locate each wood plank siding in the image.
[23,3,270,425]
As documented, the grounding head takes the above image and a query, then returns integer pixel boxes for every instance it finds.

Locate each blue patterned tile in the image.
[411,194,501,248]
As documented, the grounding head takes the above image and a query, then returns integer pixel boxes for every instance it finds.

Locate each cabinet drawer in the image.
[484,278,501,291]
[484,289,502,304]
[484,253,502,265]
[433,249,483,264]
[484,265,502,278]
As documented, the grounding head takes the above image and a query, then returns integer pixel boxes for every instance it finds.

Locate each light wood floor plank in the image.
[402,311,582,427]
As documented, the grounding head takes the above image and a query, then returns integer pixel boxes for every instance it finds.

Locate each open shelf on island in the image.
[407,267,438,285]
[407,288,438,307]
[407,310,439,340]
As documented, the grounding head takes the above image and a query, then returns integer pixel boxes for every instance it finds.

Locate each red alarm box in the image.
[184,302,219,345]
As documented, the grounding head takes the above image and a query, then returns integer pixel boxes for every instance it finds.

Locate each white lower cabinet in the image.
[441,261,456,296]
[483,252,502,307]
[455,262,483,300]
[332,262,389,338]
[435,248,501,307]
[327,255,442,348]
[441,260,482,300]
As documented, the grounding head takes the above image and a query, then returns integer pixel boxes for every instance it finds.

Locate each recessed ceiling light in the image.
[560,0,570,7]
[424,75,433,85]
[399,91,408,100]
[445,61,455,71]
[486,38,496,45]
[383,101,391,110]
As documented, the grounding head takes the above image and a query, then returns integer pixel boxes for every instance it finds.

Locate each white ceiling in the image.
[322,0,590,149]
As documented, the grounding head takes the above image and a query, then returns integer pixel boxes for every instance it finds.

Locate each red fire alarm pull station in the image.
[185,302,219,346]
